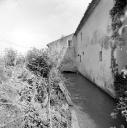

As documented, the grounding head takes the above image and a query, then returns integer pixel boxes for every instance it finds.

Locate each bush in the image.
[114,73,127,98]
[110,0,127,39]
[4,48,17,67]
[16,54,25,66]
[26,48,52,78]
[112,73,127,126]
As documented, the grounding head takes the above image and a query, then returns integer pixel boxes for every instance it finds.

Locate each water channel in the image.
[63,72,126,128]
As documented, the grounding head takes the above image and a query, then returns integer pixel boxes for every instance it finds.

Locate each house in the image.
[73,0,127,97]
[47,34,76,72]
[47,0,127,97]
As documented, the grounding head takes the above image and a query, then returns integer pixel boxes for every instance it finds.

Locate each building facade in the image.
[73,0,114,96]
[73,0,127,97]
[47,0,127,97]
[47,34,76,72]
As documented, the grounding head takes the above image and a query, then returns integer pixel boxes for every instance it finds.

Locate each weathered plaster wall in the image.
[60,46,77,72]
[115,45,127,72]
[115,17,127,72]
[73,0,115,96]
[47,35,72,64]
[47,34,76,72]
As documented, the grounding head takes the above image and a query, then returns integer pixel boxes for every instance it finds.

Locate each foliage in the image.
[112,73,127,126]
[0,57,5,67]
[110,1,127,126]
[0,66,50,128]
[114,73,127,98]
[48,68,72,128]
[26,48,52,78]
[16,54,25,66]
[110,0,127,39]
[0,66,71,128]
[0,49,72,128]
[4,48,17,67]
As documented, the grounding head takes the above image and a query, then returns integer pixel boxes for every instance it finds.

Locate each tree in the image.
[4,48,17,67]
[26,48,52,78]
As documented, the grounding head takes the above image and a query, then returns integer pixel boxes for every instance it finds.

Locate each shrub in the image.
[112,73,127,126]
[4,48,17,67]
[110,0,127,39]
[110,1,127,125]
[16,54,25,66]
[114,73,127,98]
[26,48,52,78]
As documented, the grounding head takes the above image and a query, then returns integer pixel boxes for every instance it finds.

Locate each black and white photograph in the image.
[0,0,127,128]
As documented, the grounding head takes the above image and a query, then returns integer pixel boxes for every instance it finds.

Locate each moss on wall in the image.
[110,0,127,76]
[110,0,127,39]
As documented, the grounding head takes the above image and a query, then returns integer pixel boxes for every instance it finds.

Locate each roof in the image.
[47,33,74,47]
[74,0,101,36]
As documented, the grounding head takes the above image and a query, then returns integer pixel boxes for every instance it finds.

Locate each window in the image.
[68,40,72,47]
[99,51,102,61]
[81,32,82,42]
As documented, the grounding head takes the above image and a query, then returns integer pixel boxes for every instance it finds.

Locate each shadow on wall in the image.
[59,47,77,72]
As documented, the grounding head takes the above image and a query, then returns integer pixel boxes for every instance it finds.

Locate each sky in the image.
[0,0,92,54]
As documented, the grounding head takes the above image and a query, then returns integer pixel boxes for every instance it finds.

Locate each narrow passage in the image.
[63,73,125,128]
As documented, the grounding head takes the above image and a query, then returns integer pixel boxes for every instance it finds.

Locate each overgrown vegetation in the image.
[111,73,127,127]
[26,48,52,78]
[110,0,127,127]
[4,48,17,67]
[110,0,127,39]
[0,48,72,128]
